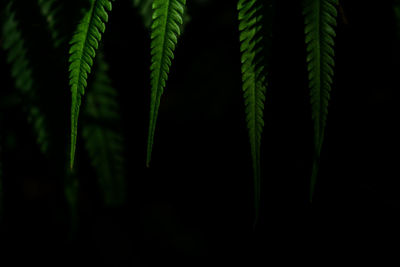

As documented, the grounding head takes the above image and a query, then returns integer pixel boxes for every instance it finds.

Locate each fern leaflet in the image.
[303,0,338,200]
[146,0,186,167]
[238,0,270,225]
[1,2,49,154]
[69,0,113,169]
[82,52,126,207]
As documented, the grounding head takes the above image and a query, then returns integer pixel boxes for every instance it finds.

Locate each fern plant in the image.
[69,0,114,169]
[0,0,124,230]
[303,0,338,200]
[146,0,187,166]
[0,0,368,242]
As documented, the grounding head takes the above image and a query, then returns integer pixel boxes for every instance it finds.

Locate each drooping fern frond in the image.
[147,0,186,167]
[303,0,338,201]
[1,2,49,154]
[238,0,271,225]
[82,52,126,207]
[69,0,114,169]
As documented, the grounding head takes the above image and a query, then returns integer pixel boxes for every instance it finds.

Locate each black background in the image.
[0,0,399,265]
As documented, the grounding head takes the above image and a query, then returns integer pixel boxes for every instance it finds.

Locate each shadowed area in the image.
[0,0,399,265]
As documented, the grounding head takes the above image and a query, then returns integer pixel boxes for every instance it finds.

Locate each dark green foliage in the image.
[69,0,113,169]
[3,1,390,252]
[237,0,270,225]
[303,0,338,200]
[147,0,187,167]
[82,52,126,207]
[38,0,65,48]
[1,2,49,154]
[38,0,87,51]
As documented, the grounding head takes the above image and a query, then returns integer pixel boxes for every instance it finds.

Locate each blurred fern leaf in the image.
[147,0,186,166]
[37,0,65,48]
[303,0,338,201]
[1,2,49,154]
[69,0,113,169]
[133,0,153,29]
[82,52,126,207]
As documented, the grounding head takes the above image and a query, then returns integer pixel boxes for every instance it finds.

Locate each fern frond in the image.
[303,0,338,200]
[82,53,126,207]
[1,2,49,154]
[238,0,270,225]
[69,0,113,169]
[147,0,186,167]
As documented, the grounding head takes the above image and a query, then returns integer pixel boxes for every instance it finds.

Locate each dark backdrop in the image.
[1,0,399,265]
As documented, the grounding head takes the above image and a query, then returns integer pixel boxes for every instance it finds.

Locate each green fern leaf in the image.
[238,0,270,224]
[303,0,338,200]
[147,0,186,166]
[82,52,126,207]
[69,0,113,169]
[1,2,49,154]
